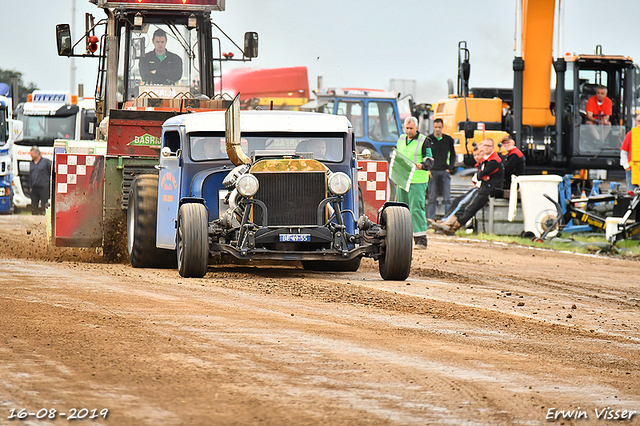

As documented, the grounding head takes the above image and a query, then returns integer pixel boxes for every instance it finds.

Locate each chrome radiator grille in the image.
[253,171,327,226]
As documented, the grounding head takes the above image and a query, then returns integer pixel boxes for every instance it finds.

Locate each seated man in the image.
[429,145,483,225]
[585,85,612,125]
[191,137,223,160]
[139,29,183,85]
[309,139,327,159]
[297,139,328,160]
[501,135,526,190]
[431,139,504,234]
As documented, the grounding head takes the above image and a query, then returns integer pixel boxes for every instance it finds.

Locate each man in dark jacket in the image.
[29,146,52,215]
[501,136,526,189]
[139,29,183,85]
[426,118,456,219]
[432,139,504,234]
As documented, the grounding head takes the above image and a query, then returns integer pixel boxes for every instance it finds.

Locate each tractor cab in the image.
[55,0,258,121]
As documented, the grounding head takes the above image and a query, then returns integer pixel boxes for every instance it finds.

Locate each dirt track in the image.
[0,215,639,425]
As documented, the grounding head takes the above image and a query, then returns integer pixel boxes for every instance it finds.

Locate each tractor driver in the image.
[139,29,183,85]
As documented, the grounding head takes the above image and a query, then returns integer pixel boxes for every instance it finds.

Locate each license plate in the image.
[279,234,311,242]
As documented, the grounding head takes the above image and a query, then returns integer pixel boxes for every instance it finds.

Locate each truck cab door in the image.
[156,130,182,249]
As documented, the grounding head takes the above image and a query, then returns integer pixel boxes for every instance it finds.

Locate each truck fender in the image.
[377,201,409,225]
[179,197,208,209]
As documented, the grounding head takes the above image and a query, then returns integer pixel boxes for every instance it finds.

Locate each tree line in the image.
[0,68,38,104]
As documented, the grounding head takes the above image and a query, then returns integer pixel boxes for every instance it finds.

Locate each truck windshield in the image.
[122,23,202,102]
[17,114,75,145]
[367,101,399,142]
[190,133,345,162]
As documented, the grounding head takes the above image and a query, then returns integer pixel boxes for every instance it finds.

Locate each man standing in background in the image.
[395,116,434,249]
[29,146,52,215]
[426,118,456,219]
[620,113,640,193]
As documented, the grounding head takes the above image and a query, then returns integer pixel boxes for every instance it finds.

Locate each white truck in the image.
[13,90,96,209]
[0,85,23,213]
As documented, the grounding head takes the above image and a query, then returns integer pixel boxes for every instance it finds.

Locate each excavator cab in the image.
[563,53,636,169]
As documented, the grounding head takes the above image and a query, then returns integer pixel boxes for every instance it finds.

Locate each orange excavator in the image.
[434,0,637,176]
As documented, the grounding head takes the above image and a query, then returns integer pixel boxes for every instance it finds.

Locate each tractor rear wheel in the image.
[177,203,209,278]
[127,174,176,268]
[378,206,412,280]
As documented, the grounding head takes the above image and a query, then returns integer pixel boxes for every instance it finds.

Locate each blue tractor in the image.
[313,88,404,162]
[126,105,413,280]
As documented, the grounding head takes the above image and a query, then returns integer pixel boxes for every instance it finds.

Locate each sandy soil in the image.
[0,215,638,425]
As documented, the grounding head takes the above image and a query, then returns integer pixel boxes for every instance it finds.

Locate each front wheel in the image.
[177,203,209,278]
[378,206,412,280]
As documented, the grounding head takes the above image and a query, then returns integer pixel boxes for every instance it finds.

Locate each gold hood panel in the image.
[250,158,327,173]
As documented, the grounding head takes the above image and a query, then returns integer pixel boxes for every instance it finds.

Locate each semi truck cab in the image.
[13,91,96,209]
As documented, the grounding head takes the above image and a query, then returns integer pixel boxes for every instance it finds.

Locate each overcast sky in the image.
[2,0,639,103]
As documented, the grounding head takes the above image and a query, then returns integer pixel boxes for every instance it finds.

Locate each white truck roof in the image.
[166,110,351,134]
[22,91,95,115]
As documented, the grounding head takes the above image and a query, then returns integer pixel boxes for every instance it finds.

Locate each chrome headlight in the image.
[236,173,259,197]
[328,172,351,195]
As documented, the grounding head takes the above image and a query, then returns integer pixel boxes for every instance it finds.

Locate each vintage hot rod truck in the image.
[127,102,413,280]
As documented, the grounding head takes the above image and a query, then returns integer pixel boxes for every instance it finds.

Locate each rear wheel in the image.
[302,257,362,272]
[127,174,176,268]
[177,203,209,278]
[378,206,412,280]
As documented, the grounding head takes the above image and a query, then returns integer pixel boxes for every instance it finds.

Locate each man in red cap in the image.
[501,135,525,190]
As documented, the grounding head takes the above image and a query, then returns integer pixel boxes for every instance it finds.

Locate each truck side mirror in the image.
[244,32,258,58]
[56,24,73,56]
[161,146,172,158]
[132,38,145,61]
[358,148,372,160]
[9,120,23,142]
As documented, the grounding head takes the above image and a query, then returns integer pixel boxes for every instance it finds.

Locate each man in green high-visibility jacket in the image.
[396,116,434,249]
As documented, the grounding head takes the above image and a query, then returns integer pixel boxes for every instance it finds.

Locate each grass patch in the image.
[458,231,640,258]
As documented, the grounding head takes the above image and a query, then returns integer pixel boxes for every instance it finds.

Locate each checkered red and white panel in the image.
[56,154,98,194]
[357,160,387,201]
